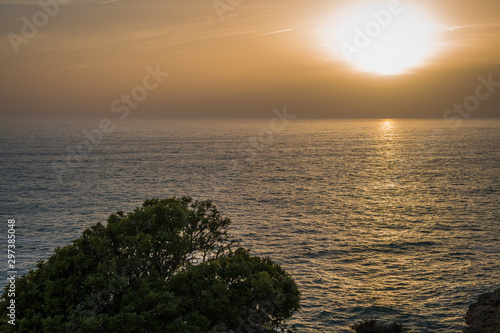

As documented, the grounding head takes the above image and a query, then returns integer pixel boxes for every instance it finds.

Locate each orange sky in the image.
[1,0,499,118]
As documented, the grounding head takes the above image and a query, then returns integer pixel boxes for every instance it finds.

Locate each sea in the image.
[0,118,499,332]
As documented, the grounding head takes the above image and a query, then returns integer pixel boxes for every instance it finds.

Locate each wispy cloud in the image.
[96,0,118,5]
[258,28,294,36]
[439,21,500,32]
[0,0,38,5]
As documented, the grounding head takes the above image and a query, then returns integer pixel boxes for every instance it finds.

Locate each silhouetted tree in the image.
[0,197,300,332]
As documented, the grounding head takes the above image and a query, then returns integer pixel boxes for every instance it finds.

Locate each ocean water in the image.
[0,119,499,332]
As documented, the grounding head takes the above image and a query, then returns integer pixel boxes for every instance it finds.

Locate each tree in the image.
[0,197,300,332]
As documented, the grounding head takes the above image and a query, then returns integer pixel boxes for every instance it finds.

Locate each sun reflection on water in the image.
[379,120,395,137]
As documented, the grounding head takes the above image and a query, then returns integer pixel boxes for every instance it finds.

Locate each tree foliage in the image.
[0,197,300,332]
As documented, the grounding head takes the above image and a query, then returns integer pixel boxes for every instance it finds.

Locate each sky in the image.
[1,0,500,119]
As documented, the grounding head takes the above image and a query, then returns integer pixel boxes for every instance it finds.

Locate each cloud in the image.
[439,21,500,32]
[96,0,118,4]
[0,0,38,6]
[257,28,294,36]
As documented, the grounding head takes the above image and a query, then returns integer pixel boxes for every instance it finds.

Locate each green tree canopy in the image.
[1,197,300,332]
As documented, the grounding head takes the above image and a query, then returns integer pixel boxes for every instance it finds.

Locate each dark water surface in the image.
[1,119,499,332]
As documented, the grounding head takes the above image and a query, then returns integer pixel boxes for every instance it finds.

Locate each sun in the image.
[326,1,439,75]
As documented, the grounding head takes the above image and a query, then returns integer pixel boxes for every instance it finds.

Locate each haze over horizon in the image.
[1,0,500,119]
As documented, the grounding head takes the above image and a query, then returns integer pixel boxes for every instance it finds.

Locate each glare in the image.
[379,119,395,138]
[380,119,394,129]
[324,1,439,75]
